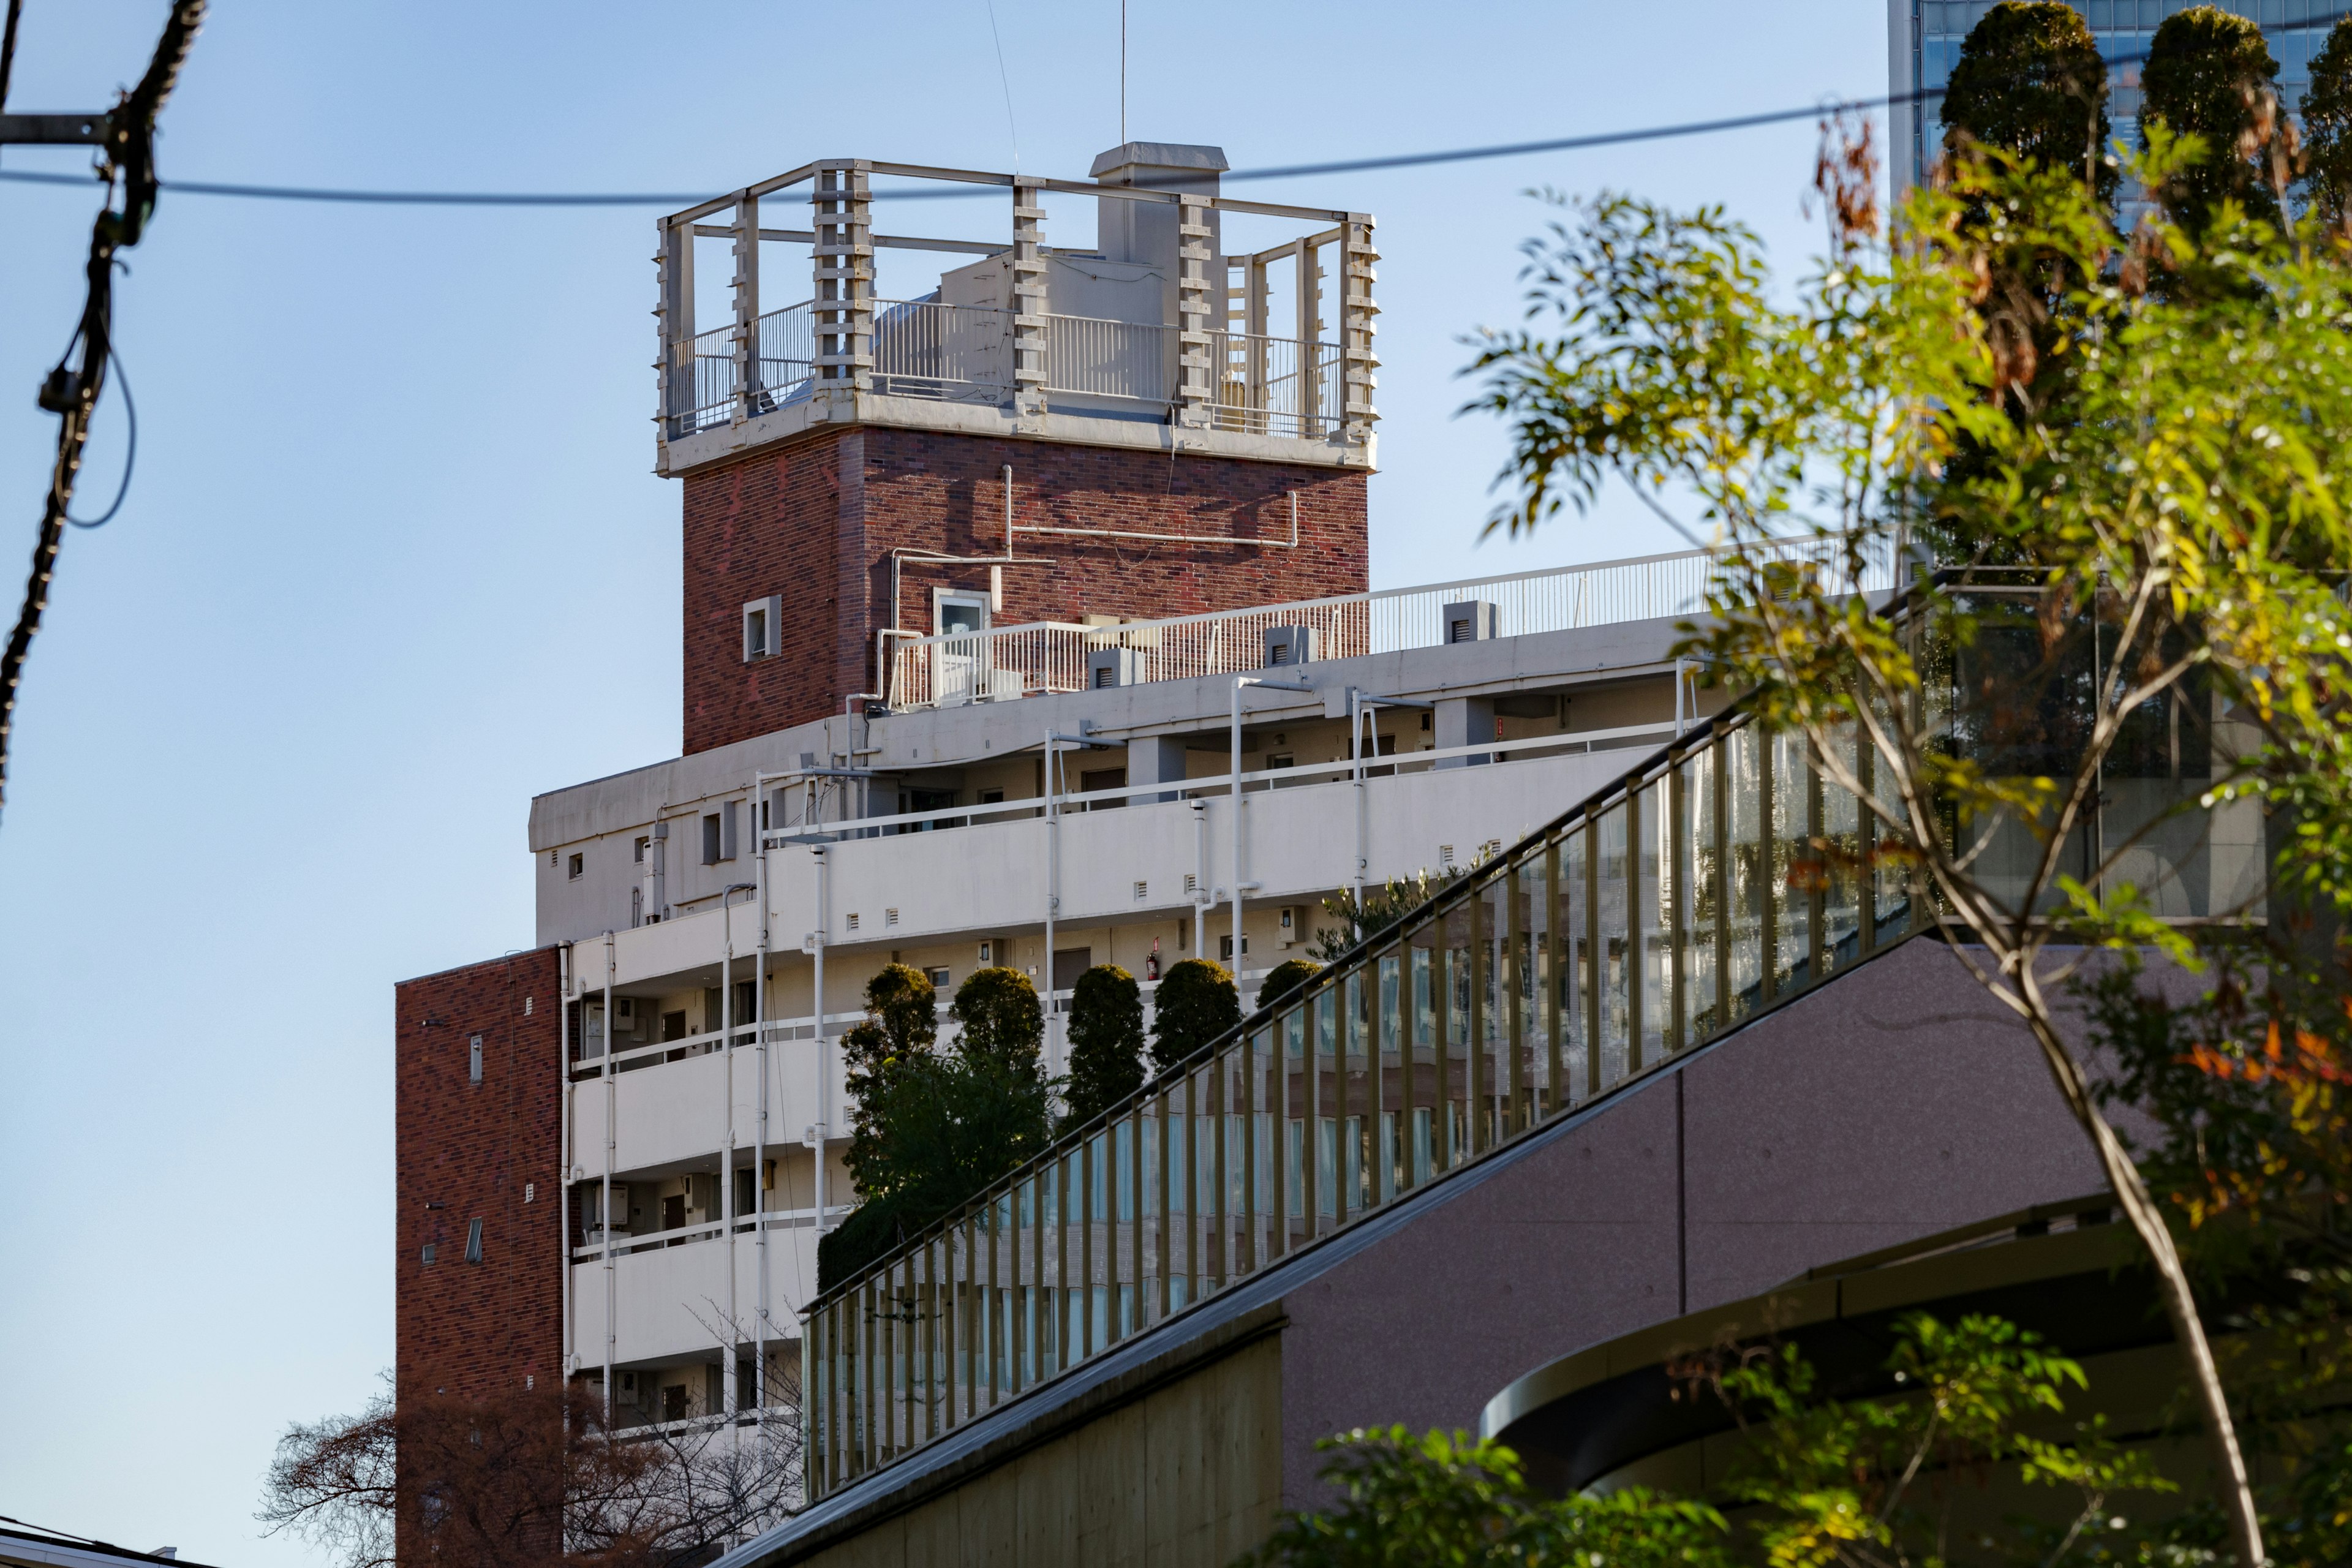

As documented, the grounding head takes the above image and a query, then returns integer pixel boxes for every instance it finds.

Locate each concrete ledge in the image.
[657,388,1373,478]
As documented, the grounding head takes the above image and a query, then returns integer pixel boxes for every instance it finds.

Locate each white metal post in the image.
[601,932,617,1416]
[721,901,737,1427]
[753,793,771,1422]
[811,845,831,1233]
[1042,724,1058,1068]
[733,189,760,424]
[558,943,573,1391]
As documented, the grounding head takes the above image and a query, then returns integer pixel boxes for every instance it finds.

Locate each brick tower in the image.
[653,143,1379,753]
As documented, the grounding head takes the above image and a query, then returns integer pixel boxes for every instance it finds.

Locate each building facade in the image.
[397,139,1751,1444]
[1889,0,2342,195]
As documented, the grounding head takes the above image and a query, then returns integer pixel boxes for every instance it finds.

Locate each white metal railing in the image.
[663,298,1341,438]
[886,540,1897,710]
[1042,312,1170,406]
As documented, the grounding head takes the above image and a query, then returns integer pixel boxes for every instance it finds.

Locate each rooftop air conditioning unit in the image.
[1262,625,1319,667]
[1442,600,1498,644]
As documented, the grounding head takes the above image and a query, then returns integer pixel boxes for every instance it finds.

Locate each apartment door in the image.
[932,590,990,704]
[1051,947,1092,993]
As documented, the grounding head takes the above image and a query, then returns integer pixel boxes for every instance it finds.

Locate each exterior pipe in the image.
[1039,726,1101,1074]
[1230,675,1315,982]
[1042,723,1058,1071]
[1190,799,1208,958]
[601,932,617,1418]
[811,845,831,1235]
[753,813,771,1424]
[558,943,573,1390]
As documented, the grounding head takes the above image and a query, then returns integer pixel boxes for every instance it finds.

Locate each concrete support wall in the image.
[1273,939,2114,1507]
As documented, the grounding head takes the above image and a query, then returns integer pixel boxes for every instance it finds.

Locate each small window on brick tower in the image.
[743,595,782,662]
[469,1035,483,1084]
[464,1218,484,1264]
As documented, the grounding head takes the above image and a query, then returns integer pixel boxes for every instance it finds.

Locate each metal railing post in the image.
[813,162,873,392]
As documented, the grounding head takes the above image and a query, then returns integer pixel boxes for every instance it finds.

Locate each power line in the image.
[0,0,204,823]
[0,50,2169,211]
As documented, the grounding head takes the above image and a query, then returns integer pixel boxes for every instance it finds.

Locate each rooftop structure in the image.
[652,146,1378,470]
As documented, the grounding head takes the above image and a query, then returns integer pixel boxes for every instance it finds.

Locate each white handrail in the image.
[885,536,1891,710]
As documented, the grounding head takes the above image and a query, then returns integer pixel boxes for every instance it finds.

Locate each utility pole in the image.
[0,1,207,822]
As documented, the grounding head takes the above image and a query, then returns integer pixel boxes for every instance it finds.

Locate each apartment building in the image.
[394,140,1752,1442]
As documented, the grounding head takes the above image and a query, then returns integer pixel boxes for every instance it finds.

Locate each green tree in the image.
[2141,4,2286,232]
[1254,957,1321,1012]
[1060,963,1144,1131]
[1147,957,1238,1075]
[820,968,1052,1292]
[1464,122,2352,1566]
[1940,1,2115,209]
[1246,1314,2166,1568]
[1312,870,1463,963]
[2081,943,2352,1567]
[949,965,1042,1072]
[837,963,937,1206]
[2301,17,2352,226]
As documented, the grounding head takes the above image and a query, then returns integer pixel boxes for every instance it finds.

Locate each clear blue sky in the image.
[0,2,1880,1560]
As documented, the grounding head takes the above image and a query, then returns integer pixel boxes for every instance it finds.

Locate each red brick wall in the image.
[394,947,564,1403]
[680,427,1371,753]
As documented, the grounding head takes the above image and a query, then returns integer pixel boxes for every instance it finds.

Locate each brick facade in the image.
[680,427,1371,754]
[394,946,564,1403]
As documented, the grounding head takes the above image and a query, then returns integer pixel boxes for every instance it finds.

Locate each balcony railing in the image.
[665,298,1340,440]
[799,579,2264,1501]
[884,538,1899,711]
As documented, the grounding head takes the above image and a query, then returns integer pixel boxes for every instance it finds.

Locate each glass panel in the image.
[1771,728,1812,997]
[1869,691,1913,946]
[1596,801,1630,1088]
[1725,725,1766,1022]
[1636,785,1667,1066]
[1819,722,1864,978]
[1444,902,1472,1166]
[1518,855,1548,1118]
[1479,873,1507,1141]
[1680,745,1721,1044]
[1562,822,1589,1102]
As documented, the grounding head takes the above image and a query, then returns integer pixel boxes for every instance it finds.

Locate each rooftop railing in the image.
[884,538,1899,711]
[668,298,1340,440]
[801,578,2266,1501]
[655,158,1376,451]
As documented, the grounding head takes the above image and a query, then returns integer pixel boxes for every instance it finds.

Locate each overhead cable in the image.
[0,48,2166,209]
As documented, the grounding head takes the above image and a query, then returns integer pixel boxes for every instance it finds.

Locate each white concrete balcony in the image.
[575,730,1668,999]
[571,1223,827,1370]
[571,1022,850,1176]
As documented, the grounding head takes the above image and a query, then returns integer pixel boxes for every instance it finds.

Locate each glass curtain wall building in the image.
[1890,1,2348,194]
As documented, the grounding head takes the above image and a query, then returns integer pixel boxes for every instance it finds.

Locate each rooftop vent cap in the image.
[1263,625,1319,668]
[1442,600,1499,644]
[1088,647,1147,688]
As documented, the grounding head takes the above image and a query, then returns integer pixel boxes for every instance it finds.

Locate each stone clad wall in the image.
[680,428,1370,754]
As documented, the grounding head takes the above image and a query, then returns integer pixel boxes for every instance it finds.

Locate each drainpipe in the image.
[1042,723,1058,1068]
[810,845,831,1234]
[752,809,771,1424]
[1231,675,1315,982]
[1041,723,1101,1072]
[558,943,573,1393]
[719,882,754,1430]
[601,931,617,1418]
[1190,799,1208,958]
